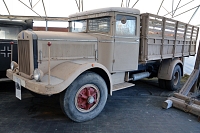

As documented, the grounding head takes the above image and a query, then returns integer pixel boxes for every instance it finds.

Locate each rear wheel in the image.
[60,71,108,122]
[166,65,181,91]
[158,79,166,90]
[158,65,181,91]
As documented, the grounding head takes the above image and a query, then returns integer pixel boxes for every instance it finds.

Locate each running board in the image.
[112,82,135,92]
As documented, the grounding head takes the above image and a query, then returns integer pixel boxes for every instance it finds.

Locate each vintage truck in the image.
[6,7,199,122]
[0,19,33,79]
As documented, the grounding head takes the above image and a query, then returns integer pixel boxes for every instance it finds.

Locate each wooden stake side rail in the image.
[139,13,199,62]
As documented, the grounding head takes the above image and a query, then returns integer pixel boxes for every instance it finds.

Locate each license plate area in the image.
[15,78,21,100]
[13,75,25,100]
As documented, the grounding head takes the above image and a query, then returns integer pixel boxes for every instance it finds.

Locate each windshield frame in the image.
[69,16,112,35]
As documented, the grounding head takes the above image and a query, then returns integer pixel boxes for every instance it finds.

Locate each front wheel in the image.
[60,71,108,122]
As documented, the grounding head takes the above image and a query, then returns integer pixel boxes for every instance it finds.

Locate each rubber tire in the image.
[166,65,182,91]
[158,79,166,90]
[60,71,108,122]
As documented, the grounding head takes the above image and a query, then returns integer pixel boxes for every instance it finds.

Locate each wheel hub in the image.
[88,96,95,104]
[75,84,100,112]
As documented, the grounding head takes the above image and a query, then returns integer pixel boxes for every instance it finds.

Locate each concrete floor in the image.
[0,79,199,133]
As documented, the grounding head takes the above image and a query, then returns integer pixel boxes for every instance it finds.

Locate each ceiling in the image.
[0,0,199,26]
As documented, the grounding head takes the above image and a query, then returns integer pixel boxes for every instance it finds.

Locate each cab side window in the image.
[116,15,137,36]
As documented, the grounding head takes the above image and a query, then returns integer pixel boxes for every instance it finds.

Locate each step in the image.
[112,82,135,92]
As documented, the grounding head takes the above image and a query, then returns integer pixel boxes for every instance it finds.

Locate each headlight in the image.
[33,69,44,82]
[10,61,18,71]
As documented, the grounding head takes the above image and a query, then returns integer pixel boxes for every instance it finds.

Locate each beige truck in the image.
[6,7,199,122]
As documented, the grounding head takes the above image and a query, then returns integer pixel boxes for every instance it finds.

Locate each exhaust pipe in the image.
[131,72,150,81]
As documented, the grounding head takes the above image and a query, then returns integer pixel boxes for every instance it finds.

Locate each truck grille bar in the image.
[18,40,31,75]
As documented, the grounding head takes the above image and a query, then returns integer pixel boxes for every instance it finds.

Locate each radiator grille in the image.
[18,40,31,75]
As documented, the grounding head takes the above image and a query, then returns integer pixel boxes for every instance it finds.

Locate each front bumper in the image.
[6,69,55,95]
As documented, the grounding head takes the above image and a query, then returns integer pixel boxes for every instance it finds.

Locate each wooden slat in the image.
[165,26,176,31]
[173,21,178,57]
[165,22,176,27]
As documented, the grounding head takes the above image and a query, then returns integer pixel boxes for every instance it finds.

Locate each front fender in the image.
[47,61,112,94]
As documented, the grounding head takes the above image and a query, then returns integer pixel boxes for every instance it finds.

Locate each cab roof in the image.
[69,7,140,18]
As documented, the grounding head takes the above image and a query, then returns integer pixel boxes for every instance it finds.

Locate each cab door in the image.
[113,14,140,71]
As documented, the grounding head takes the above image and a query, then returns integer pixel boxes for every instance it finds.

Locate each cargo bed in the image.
[139,13,199,62]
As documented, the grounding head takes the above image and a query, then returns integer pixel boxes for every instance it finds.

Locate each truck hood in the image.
[32,31,98,42]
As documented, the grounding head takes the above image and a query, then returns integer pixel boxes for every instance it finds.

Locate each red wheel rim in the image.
[75,84,100,112]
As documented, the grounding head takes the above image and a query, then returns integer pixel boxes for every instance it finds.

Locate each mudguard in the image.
[158,58,183,80]
[48,60,112,94]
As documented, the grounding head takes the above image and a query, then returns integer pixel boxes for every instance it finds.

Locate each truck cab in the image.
[68,7,140,72]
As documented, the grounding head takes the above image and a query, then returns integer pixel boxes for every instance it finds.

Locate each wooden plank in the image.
[165,18,177,23]
[165,21,176,27]
[164,31,175,38]
[189,27,194,55]
[173,93,200,106]
[177,28,185,32]
[148,13,163,19]
[160,17,166,59]
[194,41,200,69]
[182,24,188,56]
[168,97,200,117]
[148,23,163,28]
[149,18,162,23]
[165,26,175,31]
[173,21,178,57]
[179,69,199,95]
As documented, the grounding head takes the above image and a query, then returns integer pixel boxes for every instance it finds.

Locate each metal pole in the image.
[29,0,33,8]
[162,6,172,16]
[42,0,47,17]
[32,0,41,9]
[172,0,174,17]
[121,0,124,7]
[188,6,200,24]
[75,0,79,11]
[47,42,51,85]
[79,0,80,12]
[164,0,194,16]
[157,0,165,15]
[173,0,182,16]
[46,21,48,31]
[128,0,130,7]
[173,5,200,18]
[18,0,42,17]
[3,0,10,15]
[82,0,83,11]
[131,0,139,8]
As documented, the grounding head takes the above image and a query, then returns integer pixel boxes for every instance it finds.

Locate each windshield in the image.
[70,20,87,32]
[88,17,110,33]
[70,16,111,34]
